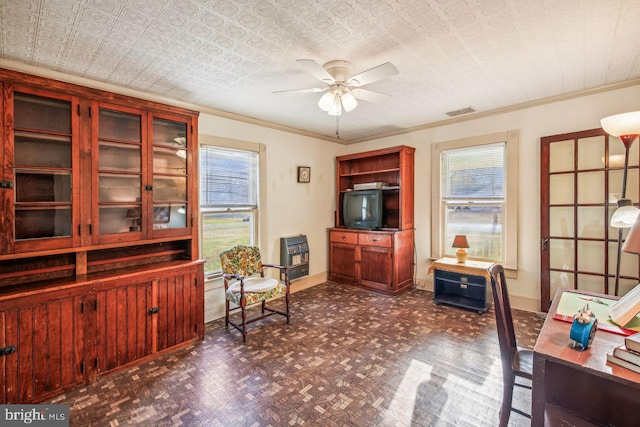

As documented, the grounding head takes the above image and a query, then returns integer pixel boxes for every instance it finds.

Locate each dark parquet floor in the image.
[49,282,544,427]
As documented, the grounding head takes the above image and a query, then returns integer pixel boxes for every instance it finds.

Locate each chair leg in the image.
[225,299,229,327]
[240,296,247,343]
[499,374,515,427]
[285,291,290,324]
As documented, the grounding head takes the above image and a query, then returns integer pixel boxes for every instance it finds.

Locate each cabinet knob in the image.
[340,236,346,239]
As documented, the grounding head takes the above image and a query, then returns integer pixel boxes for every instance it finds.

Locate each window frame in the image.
[198,136,266,279]
[431,130,519,271]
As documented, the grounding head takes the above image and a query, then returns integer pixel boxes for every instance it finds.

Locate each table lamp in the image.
[452,235,469,263]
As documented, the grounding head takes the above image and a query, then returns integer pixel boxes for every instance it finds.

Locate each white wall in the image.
[347,84,640,311]
[198,114,346,321]
[13,58,639,314]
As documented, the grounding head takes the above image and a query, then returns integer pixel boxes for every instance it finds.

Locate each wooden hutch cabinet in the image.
[328,145,415,296]
[0,68,204,403]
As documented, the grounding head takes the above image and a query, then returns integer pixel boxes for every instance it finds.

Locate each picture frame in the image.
[153,205,171,223]
[298,166,311,183]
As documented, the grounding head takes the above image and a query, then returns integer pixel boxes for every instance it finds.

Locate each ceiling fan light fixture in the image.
[328,96,342,116]
[318,92,334,111]
[341,91,358,112]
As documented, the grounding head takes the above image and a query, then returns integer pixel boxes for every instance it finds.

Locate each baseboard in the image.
[290,271,327,293]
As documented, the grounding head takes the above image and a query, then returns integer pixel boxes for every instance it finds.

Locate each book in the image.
[552,290,639,335]
[626,331,640,353]
[613,344,640,366]
[609,284,640,327]
[607,352,640,374]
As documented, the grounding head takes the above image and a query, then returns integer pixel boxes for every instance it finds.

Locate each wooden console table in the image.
[532,288,640,426]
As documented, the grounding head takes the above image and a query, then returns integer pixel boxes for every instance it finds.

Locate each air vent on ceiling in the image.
[446,107,476,117]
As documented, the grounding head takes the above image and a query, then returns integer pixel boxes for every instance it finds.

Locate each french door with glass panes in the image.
[540,128,640,311]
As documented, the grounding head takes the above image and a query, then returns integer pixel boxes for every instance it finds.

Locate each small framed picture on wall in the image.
[298,166,311,183]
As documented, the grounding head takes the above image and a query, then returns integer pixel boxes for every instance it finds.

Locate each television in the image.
[342,189,383,230]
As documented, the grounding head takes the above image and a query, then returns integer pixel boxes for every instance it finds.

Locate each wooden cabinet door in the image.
[359,246,393,291]
[0,296,84,403]
[4,85,81,254]
[147,113,195,240]
[93,263,204,375]
[92,102,148,245]
[329,243,358,282]
[93,280,153,374]
[153,266,203,353]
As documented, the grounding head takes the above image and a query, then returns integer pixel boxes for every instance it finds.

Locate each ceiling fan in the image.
[275,59,399,116]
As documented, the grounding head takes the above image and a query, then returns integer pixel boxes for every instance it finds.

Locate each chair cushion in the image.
[225,279,286,306]
[229,277,278,293]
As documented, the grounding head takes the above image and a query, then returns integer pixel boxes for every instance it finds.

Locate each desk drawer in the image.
[330,231,357,244]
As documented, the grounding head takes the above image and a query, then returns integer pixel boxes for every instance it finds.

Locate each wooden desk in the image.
[532,289,640,426]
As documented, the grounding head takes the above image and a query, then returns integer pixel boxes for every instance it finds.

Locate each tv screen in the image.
[343,190,383,229]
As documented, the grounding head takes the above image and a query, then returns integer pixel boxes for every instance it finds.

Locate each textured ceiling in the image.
[1,0,640,143]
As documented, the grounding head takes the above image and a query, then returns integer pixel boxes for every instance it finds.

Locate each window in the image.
[200,145,259,275]
[431,131,519,269]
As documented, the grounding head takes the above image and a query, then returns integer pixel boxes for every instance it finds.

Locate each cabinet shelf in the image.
[339,168,400,177]
[15,130,71,141]
[341,186,400,193]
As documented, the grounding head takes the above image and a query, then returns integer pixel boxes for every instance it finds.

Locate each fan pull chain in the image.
[336,115,340,139]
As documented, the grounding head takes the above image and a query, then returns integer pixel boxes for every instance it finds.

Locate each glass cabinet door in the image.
[150,115,190,236]
[9,90,78,253]
[94,105,144,241]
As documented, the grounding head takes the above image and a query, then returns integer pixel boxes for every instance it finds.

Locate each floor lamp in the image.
[601,111,640,295]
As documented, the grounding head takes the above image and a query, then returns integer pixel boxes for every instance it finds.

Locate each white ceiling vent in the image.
[446,107,476,117]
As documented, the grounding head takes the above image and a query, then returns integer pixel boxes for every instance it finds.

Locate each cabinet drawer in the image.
[330,231,358,244]
[358,233,391,247]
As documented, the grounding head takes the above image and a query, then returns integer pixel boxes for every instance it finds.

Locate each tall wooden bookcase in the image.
[328,145,415,296]
[0,68,204,403]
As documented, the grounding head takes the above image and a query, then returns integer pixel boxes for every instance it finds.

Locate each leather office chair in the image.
[489,264,533,427]
[220,245,291,342]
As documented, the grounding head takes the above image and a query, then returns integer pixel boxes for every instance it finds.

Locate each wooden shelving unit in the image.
[0,68,204,403]
[328,145,415,296]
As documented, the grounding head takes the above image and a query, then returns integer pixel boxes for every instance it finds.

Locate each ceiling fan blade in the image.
[351,88,391,103]
[297,59,335,83]
[273,87,327,94]
[348,62,398,87]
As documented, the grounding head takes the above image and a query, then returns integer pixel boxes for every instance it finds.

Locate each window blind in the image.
[441,142,505,200]
[200,146,258,208]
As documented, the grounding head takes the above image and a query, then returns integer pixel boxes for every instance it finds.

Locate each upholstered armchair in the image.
[220,245,291,342]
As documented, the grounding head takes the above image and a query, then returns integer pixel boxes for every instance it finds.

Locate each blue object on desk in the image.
[570,306,597,350]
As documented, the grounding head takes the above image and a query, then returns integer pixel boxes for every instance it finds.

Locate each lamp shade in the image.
[623,214,640,255]
[327,95,342,116]
[601,111,640,137]
[611,198,640,228]
[341,91,358,112]
[318,92,334,112]
[452,235,469,248]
